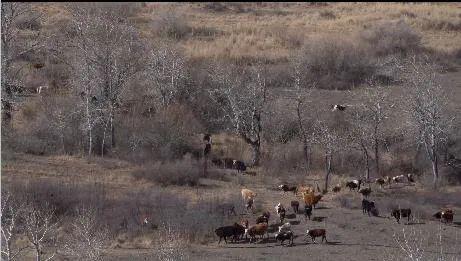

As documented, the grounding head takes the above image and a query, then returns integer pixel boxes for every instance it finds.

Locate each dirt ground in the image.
[2,154,461,261]
[100,176,461,261]
[105,185,461,261]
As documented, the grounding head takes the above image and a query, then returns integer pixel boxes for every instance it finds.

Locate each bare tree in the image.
[1,192,27,261]
[23,202,58,261]
[315,121,343,192]
[349,85,391,180]
[63,206,108,261]
[399,57,454,189]
[1,2,42,123]
[145,43,186,108]
[154,222,189,261]
[348,111,374,181]
[291,58,316,174]
[209,62,269,166]
[385,221,458,261]
[66,3,145,156]
[40,96,80,154]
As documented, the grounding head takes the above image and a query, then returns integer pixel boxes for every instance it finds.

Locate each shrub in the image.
[318,10,336,20]
[203,2,229,12]
[360,20,422,57]
[272,26,304,49]
[420,18,461,32]
[4,179,107,218]
[132,158,202,186]
[300,35,375,90]
[261,141,305,177]
[15,15,41,31]
[155,10,191,40]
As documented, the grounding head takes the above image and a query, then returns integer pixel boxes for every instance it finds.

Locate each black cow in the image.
[215,223,245,244]
[304,204,313,221]
[233,160,247,173]
[279,184,297,194]
[291,200,299,214]
[391,208,412,224]
[362,199,377,216]
[275,231,294,246]
[223,158,234,169]
[211,158,223,168]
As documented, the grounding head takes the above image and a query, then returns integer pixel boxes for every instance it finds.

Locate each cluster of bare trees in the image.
[287,52,454,189]
[398,57,454,188]
[1,192,108,261]
[1,3,43,123]
[1,2,457,188]
[1,193,58,261]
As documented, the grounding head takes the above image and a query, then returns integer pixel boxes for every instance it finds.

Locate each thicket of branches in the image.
[1,2,459,187]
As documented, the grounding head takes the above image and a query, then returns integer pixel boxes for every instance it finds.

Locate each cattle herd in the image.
[214,173,456,246]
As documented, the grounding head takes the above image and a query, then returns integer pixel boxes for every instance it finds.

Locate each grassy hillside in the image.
[34,2,461,64]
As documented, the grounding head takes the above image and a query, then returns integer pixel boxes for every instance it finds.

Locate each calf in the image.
[278,222,292,233]
[406,173,415,183]
[304,204,313,221]
[246,223,268,243]
[359,187,372,198]
[362,199,378,216]
[223,158,234,169]
[275,231,294,246]
[211,158,224,168]
[232,223,246,241]
[434,209,454,223]
[306,229,327,243]
[392,175,406,183]
[279,184,297,194]
[233,160,247,173]
[291,200,300,214]
[312,194,322,208]
[215,224,238,244]
[391,208,412,224]
[375,178,386,188]
[275,203,286,223]
[345,179,361,191]
[245,198,254,211]
[241,188,257,202]
[240,219,249,240]
[332,184,341,193]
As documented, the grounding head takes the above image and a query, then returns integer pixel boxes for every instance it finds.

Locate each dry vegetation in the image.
[2,2,461,261]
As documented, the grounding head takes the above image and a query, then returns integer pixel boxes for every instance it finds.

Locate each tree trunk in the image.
[86,97,92,158]
[324,153,332,191]
[297,99,310,175]
[60,133,65,155]
[374,136,379,177]
[203,155,208,177]
[303,141,310,174]
[365,151,370,181]
[432,151,439,189]
[110,108,115,148]
[35,245,41,261]
[102,124,107,158]
[361,142,370,181]
[251,143,260,167]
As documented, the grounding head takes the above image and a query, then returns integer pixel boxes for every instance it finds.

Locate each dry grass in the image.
[33,2,461,64]
[133,2,461,63]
